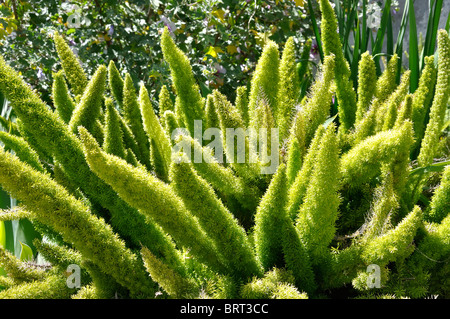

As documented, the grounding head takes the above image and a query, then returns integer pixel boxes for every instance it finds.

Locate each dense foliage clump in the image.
[0,0,448,299]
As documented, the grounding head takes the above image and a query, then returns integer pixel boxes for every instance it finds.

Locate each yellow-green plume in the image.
[277,37,300,140]
[170,159,262,280]
[53,32,88,96]
[427,164,450,223]
[68,64,106,141]
[248,40,280,129]
[79,128,227,274]
[139,84,172,181]
[122,73,151,169]
[161,27,205,136]
[355,52,377,125]
[302,54,335,146]
[296,123,341,261]
[103,98,126,159]
[235,86,249,127]
[417,30,450,167]
[411,56,437,155]
[108,60,124,107]
[52,70,76,124]
[318,0,357,130]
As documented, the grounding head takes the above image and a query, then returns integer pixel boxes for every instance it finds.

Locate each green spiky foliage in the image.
[374,54,399,103]
[160,28,205,137]
[394,94,413,129]
[287,125,325,221]
[141,246,198,299]
[285,110,306,186]
[205,93,219,130]
[235,86,249,127]
[52,70,76,124]
[139,85,172,181]
[53,32,88,97]
[0,147,155,297]
[103,98,126,160]
[0,14,448,300]
[170,157,262,280]
[341,122,414,191]
[163,110,180,139]
[361,206,423,267]
[417,30,450,167]
[0,131,44,172]
[108,60,124,108]
[355,52,377,125]
[297,38,312,99]
[404,213,450,297]
[157,84,174,129]
[411,56,437,155]
[68,64,106,142]
[248,40,280,130]
[122,73,152,170]
[158,85,173,114]
[213,89,262,183]
[277,37,300,141]
[296,123,341,262]
[253,164,315,293]
[380,70,411,131]
[301,54,335,147]
[240,268,307,299]
[318,0,357,131]
[426,164,450,223]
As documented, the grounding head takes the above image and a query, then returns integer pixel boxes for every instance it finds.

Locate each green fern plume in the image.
[52,70,76,124]
[53,32,88,96]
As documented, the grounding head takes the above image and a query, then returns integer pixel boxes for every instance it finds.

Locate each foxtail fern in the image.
[0,11,448,299]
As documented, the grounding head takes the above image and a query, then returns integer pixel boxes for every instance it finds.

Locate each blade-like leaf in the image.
[323,114,338,129]
[351,19,361,87]
[0,220,5,277]
[445,8,450,32]
[395,0,409,83]
[409,161,450,177]
[409,0,419,92]
[428,0,443,57]
[373,0,392,74]
[19,242,33,261]
[307,0,324,62]
[361,0,368,52]
[343,0,359,64]
[387,10,394,56]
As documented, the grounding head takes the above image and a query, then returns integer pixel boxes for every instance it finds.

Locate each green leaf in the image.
[394,0,409,83]
[0,220,5,249]
[205,46,224,58]
[19,242,33,261]
[446,8,450,32]
[323,114,338,129]
[442,118,450,132]
[372,0,392,74]
[0,220,5,277]
[342,0,359,64]
[361,0,368,51]
[421,0,443,68]
[408,0,419,92]
[386,10,393,56]
[350,19,361,87]
[307,0,324,62]
[409,161,450,177]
